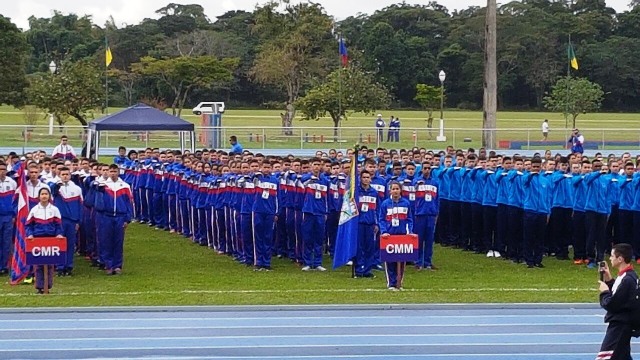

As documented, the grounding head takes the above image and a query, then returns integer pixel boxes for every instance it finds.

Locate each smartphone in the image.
[599,261,606,281]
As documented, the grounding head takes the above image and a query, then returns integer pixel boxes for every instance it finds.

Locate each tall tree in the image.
[27,60,103,126]
[296,67,390,138]
[251,1,334,129]
[543,76,604,128]
[0,15,29,107]
[131,55,239,116]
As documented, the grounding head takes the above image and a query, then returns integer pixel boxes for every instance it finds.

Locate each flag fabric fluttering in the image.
[339,36,348,67]
[10,162,29,285]
[106,47,113,68]
[568,42,578,70]
[332,150,359,269]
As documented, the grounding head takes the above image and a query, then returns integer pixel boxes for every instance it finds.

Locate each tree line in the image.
[0,0,638,126]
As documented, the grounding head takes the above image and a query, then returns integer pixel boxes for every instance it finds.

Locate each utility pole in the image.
[483,0,497,149]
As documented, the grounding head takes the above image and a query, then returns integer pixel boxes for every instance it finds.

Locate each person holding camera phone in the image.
[597,243,638,360]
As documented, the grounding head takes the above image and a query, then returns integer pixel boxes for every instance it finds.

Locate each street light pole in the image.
[437,70,447,142]
[48,61,57,136]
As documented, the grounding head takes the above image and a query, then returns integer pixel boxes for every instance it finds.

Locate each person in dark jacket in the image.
[597,243,638,360]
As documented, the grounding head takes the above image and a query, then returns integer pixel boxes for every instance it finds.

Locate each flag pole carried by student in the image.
[10,162,29,285]
[333,145,359,273]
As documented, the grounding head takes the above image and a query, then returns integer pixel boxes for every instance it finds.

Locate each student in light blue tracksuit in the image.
[521,158,551,268]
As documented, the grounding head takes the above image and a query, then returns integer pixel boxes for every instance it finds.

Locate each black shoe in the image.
[90,260,99,267]
[534,263,545,268]
[527,264,535,268]
[65,270,73,277]
[36,288,44,294]
[57,270,65,277]
[0,269,8,275]
[362,273,376,278]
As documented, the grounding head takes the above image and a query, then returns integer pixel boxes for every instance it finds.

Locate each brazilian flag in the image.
[568,42,578,70]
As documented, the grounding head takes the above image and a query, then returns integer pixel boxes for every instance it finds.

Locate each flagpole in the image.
[338,34,343,143]
[565,34,571,130]
[105,34,109,115]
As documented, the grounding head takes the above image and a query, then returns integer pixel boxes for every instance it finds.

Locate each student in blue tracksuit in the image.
[0,162,17,275]
[480,156,500,257]
[506,157,525,262]
[326,163,342,257]
[25,187,63,294]
[618,162,637,256]
[433,155,452,246]
[379,181,414,290]
[252,162,279,271]
[628,169,640,261]
[94,164,133,275]
[605,161,622,246]
[581,160,615,266]
[238,161,256,265]
[469,157,486,253]
[50,167,83,276]
[413,163,439,269]
[495,156,512,259]
[521,157,552,268]
[355,170,379,278]
[300,158,329,271]
[459,156,476,250]
[572,161,591,263]
[547,157,573,260]
[113,146,127,167]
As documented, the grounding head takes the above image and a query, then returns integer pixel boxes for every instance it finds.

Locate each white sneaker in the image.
[315,266,327,272]
[486,250,494,257]
[493,251,502,258]
[388,287,398,291]
[301,266,311,271]
[346,261,353,266]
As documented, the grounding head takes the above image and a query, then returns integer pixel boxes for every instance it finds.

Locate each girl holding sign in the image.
[26,187,64,294]
[379,181,415,290]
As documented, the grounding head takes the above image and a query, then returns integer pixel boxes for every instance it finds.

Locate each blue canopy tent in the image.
[86,103,195,158]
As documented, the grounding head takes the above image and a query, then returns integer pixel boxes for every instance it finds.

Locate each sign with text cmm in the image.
[26,237,67,266]
[380,235,419,262]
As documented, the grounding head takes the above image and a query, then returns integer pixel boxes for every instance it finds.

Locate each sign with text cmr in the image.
[26,237,67,266]
[380,235,419,262]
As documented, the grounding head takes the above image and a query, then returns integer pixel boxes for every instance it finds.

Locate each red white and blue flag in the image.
[339,36,348,67]
[10,162,29,285]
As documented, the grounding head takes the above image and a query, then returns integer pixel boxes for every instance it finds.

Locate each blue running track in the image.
[0,304,636,359]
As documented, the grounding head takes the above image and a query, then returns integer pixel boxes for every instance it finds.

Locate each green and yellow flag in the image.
[568,42,578,70]
[105,47,113,67]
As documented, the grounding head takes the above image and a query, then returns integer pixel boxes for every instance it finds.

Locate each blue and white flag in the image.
[332,153,359,269]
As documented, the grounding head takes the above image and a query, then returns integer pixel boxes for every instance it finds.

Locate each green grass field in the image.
[2,106,639,151]
[0,223,601,307]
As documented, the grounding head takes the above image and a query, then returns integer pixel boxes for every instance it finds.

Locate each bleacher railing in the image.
[2,125,640,151]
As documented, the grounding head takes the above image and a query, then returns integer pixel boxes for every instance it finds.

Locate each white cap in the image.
[377,114,382,117]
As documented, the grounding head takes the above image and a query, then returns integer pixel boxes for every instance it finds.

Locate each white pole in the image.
[48,114,54,136]
[86,129,93,159]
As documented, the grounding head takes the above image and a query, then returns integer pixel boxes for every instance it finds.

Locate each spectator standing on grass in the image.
[386,116,395,142]
[52,135,77,160]
[541,119,549,141]
[375,114,385,143]
[568,128,585,154]
[229,136,243,155]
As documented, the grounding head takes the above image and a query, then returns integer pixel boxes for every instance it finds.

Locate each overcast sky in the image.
[3,0,634,30]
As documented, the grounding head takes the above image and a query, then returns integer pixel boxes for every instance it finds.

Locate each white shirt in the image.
[52,143,77,158]
[542,122,549,133]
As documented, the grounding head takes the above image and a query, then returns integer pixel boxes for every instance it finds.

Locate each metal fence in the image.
[3,125,640,152]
